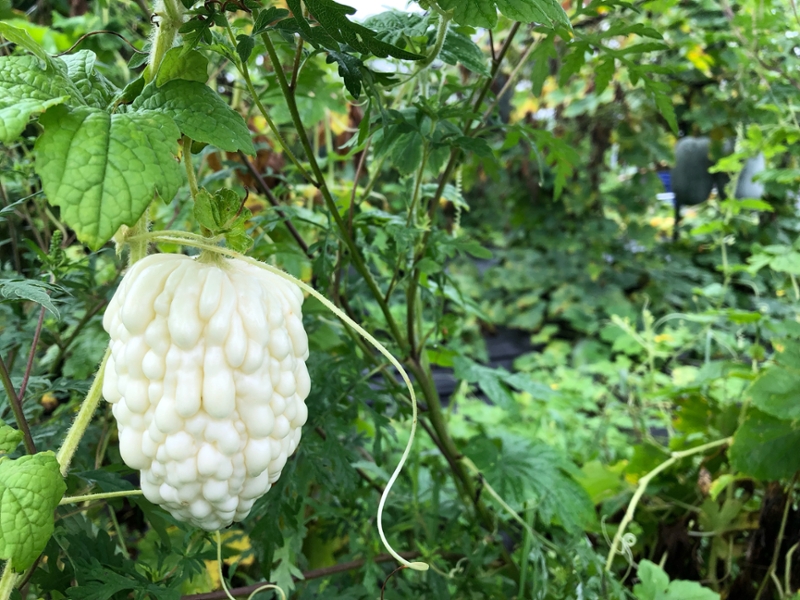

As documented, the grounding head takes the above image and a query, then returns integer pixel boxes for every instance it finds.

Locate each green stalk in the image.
[0,562,16,600]
[259,31,407,351]
[147,0,185,81]
[59,489,144,506]
[220,19,314,184]
[56,349,110,477]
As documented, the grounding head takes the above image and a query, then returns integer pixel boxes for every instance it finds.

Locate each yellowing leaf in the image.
[205,531,255,590]
[328,110,350,136]
[687,45,714,76]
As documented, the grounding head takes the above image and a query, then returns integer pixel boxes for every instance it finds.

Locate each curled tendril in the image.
[56,30,149,56]
[601,516,638,580]
[216,531,286,600]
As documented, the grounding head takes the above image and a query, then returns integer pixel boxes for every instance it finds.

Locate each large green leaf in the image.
[0,451,66,571]
[60,50,118,109]
[285,0,424,60]
[438,0,570,29]
[729,408,800,480]
[132,80,255,154]
[634,560,719,600]
[747,341,800,421]
[0,56,71,144]
[440,28,490,75]
[0,422,22,456]
[35,105,183,250]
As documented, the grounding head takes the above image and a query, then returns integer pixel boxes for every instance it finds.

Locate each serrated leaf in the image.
[390,131,424,176]
[363,10,428,47]
[0,278,61,318]
[35,105,183,250]
[156,47,209,86]
[595,56,615,95]
[0,451,66,571]
[326,51,363,98]
[60,50,118,108]
[253,6,290,34]
[730,408,800,480]
[194,187,253,252]
[0,423,22,455]
[438,0,570,29]
[132,80,256,154]
[285,0,424,60]
[531,36,556,96]
[236,34,256,63]
[466,432,595,531]
[440,28,490,76]
[452,136,493,158]
[0,56,72,144]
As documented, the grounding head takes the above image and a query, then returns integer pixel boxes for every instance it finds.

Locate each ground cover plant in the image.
[0,0,799,598]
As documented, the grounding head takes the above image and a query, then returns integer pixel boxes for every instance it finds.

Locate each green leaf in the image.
[390,132,424,176]
[595,56,615,95]
[253,7,291,34]
[236,34,256,64]
[285,0,424,60]
[60,50,118,109]
[750,372,800,418]
[0,423,22,456]
[0,278,61,318]
[132,80,256,154]
[531,37,556,96]
[438,0,570,29]
[0,56,72,144]
[440,28,490,76]
[0,451,66,571]
[35,105,183,250]
[193,188,253,253]
[730,408,800,480]
[155,47,209,87]
[326,51,363,98]
[634,560,719,600]
[0,22,50,64]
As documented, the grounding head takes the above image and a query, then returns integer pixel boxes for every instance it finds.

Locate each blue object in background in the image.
[657,170,672,193]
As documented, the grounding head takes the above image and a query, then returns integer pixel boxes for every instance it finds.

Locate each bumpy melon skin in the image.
[102,253,310,530]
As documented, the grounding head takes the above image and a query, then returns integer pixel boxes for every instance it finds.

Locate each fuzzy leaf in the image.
[0,56,72,144]
[35,105,183,250]
[0,278,61,318]
[0,423,22,455]
[60,50,118,108]
[0,451,66,570]
[132,80,255,154]
[156,47,209,87]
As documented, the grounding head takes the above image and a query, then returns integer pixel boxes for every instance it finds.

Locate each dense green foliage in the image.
[1,0,799,598]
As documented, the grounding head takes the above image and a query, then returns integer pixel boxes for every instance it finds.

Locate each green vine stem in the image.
[59,489,144,506]
[147,0,185,80]
[55,348,110,477]
[418,13,450,69]
[0,563,15,599]
[604,437,732,571]
[258,31,408,352]
[219,18,313,184]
